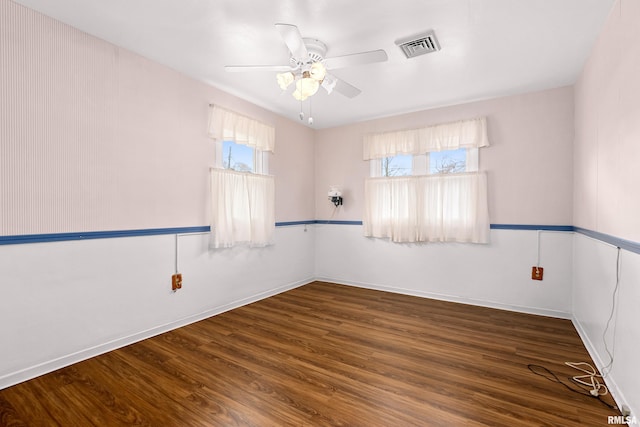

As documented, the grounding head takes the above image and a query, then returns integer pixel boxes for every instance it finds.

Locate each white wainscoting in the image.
[572,233,640,420]
[0,225,315,389]
[4,222,638,418]
[315,224,573,318]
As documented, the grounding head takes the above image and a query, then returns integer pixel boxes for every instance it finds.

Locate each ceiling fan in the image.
[225,24,388,101]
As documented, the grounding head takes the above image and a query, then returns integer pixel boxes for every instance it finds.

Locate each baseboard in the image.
[0,277,314,390]
[315,276,572,319]
[571,315,634,419]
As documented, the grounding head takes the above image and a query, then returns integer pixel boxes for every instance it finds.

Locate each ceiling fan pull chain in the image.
[299,97,304,121]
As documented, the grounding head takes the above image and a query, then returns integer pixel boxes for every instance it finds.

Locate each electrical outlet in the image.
[531,266,544,281]
[172,273,182,291]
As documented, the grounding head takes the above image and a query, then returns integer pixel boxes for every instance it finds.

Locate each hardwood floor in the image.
[0,281,619,426]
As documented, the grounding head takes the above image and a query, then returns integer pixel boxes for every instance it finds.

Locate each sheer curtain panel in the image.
[209,169,275,248]
[364,173,489,243]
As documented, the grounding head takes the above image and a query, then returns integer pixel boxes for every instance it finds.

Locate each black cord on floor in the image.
[527,364,618,411]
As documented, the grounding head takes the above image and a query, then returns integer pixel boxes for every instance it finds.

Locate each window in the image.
[380,154,413,177]
[207,105,275,248]
[363,117,490,244]
[223,140,254,172]
[429,148,468,174]
[215,140,269,175]
[373,148,477,177]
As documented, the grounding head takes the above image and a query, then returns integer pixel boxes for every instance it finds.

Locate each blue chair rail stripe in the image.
[490,224,573,231]
[573,227,640,254]
[0,226,210,245]
[1,223,639,254]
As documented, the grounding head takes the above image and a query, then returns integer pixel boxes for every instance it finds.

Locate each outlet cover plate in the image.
[531,266,544,281]
[172,273,182,290]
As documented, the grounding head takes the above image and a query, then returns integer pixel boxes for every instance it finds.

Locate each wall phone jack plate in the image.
[531,267,544,281]
[172,273,182,291]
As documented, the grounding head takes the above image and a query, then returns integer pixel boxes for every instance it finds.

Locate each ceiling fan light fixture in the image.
[292,88,306,101]
[309,61,326,81]
[276,71,295,90]
[292,71,320,100]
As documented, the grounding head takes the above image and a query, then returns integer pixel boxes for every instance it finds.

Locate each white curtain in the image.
[209,169,275,248]
[363,117,489,160]
[207,105,275,152]
[363,173,489,243]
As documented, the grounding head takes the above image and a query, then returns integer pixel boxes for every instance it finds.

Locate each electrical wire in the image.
[533,229,542,277]
[601,246,621,377]
[527,364,617,411]
[174,234,179,274]
[173,231,209,274]
[536,229,541,268]
[316,204,339,226]
[528,246,625,415]
[565,361,608,396]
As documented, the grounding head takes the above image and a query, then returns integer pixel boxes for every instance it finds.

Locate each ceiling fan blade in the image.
[324,49,388,70]
[225,64,292,73]
[333,78,361,98]
[275,23,308,59]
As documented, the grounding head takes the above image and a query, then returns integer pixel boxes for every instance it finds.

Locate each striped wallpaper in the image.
[1,0,212,236]
[1,1,116,234]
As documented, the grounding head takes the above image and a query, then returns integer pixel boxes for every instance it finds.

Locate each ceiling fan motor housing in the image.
[290,38,327,68]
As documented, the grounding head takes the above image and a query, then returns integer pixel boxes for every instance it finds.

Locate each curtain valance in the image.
[207,105,275,153]
[363,117,489,160]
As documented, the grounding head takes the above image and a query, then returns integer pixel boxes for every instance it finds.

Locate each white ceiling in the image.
[12,0,615,129]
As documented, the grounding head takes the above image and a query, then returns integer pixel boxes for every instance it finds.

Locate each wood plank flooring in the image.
[0,281,620,426]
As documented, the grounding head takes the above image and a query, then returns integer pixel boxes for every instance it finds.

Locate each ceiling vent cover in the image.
[396,31,440,59]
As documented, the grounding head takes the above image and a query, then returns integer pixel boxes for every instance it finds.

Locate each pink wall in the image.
[0,0,315,235]
[315,87,575,226]
[572,0,640,415]
[271,116,316,222]
[574,0,640,243]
